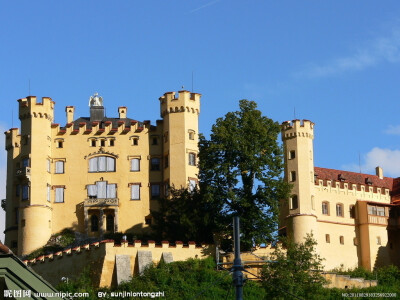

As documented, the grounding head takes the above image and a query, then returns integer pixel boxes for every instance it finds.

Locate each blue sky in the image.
[1,1,400,242]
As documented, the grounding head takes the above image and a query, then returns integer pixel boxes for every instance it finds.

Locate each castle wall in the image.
[28,241,209,288]
[4,92,201,256]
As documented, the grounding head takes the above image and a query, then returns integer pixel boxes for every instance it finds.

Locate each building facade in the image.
[4,91,200,256]
[280,119,400,270]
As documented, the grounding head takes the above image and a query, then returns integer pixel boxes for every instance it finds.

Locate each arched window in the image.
[91,215,99,232]
[106,214,114,232]
[89,156,116,172]
[322,201,329,215]
[336,203,344,217]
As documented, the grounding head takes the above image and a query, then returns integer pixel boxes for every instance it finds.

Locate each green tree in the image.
[261,234,326,299]
[199,100,291,249]
[151,187,220,243]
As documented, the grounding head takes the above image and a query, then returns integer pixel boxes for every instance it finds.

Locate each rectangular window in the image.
[189,153,196,166]
[189,179,197,191]
[106,184,116,198]
[100,140,105,147]
[325,234,330,243]
[368,205,385,216]
[47,185,51,202]
[57,141,63,148]
[88,182,116,199]
[290,171,296,182]
[131,158,140,171]
[96,181,107,198]
[151,158,160,171]
[88,184,97,198]
[152,137,158,145]
[340,236,344,245]
[98,156,106,172]
[22,185,29,200]
[289,150,296,159]
[55,187,64,203]
[47,159,51,172]
[131,184,140,200]
[151,184,160,198]
[109,139,114,146]
[55,161,64,174]
[377,236,381,245]
[91,140,96,147]
[188,130,195,140]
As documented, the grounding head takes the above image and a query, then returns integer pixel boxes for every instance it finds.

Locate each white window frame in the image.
[131,184,140,200]
[55,161,64,174]
[130,158,140,172]
[88,156,116,172]
[55,187,64,203]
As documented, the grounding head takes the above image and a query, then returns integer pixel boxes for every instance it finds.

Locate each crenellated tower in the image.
[281,119,317,243]
[159,91,201,190]
[5,96,55,255]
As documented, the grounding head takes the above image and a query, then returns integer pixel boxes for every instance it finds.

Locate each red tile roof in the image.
[314,167,394,190]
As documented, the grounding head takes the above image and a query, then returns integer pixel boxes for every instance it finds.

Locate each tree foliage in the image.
[261,234,326,299]
[151,187,220,243]
[198,100,291,249]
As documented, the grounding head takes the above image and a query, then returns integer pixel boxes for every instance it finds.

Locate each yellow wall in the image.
[29,240,209,287]
[281,119,398,271]
[4,92,201,256]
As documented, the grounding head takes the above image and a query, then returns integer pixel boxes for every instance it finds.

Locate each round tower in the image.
[281,119,317,243]
[17,96,54,255]
[159,91,201,189]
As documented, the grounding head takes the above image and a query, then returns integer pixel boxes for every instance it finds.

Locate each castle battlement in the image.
[23,239,204,265]
[315,179,391,202]
[159,90,201,117]
[18,96,55,121]
[281,119,314,140]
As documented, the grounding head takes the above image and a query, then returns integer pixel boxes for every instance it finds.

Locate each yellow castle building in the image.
[4,91,200,256]
[280,119,400,271]
[3,92,400,274]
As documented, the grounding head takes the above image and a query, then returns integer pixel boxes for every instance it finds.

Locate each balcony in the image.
[15,167,31,179]
[368,215,388,225]
[84,198,118,207]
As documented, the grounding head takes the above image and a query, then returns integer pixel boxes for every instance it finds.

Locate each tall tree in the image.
[198,100,290,249]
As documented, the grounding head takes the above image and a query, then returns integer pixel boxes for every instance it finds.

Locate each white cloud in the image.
[296,28,400,78]
[384,125,400,135]
[342,147,400,178]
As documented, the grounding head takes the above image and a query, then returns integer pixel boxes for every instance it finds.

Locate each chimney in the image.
[376,166,384,179]
[66,106,75,123]
[90,106,105,121]
[118,107,127,119]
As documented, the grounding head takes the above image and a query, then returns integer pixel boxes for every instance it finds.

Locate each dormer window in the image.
[338,174,346,182]
[365,177,373,185]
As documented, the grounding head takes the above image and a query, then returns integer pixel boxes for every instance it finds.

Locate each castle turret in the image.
[14,96,54,255]
[159,91,201,189]
[281,119,317,243]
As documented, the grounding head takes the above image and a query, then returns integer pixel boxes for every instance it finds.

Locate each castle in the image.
[3,93,400,272]
[280,119,400,270]
[4,91,200,256]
